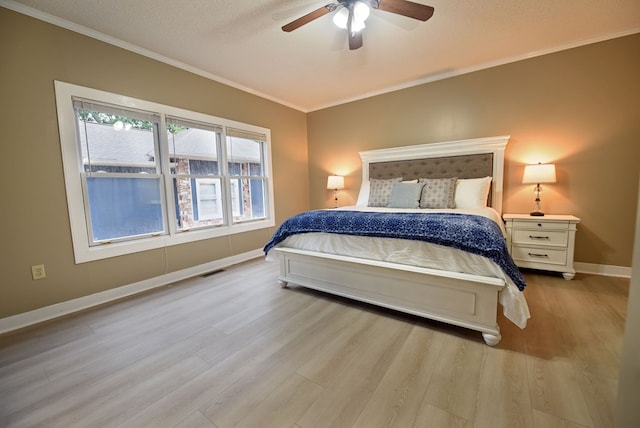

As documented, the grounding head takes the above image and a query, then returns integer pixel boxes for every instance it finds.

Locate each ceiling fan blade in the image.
[348,30,363,50]
[377,0,434,21]
[281,4,336,32]
[347,3,364,50]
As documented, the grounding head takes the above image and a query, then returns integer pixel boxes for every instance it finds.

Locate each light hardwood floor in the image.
[0,258,629,428]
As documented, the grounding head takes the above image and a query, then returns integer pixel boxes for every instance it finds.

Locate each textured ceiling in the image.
[4,0,640,111]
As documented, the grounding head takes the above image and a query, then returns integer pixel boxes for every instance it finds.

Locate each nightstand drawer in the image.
[512,246,568,266]
[511,220,569,231]
[512,229,569,247]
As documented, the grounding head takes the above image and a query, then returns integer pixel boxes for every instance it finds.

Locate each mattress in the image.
[266,206,530,328]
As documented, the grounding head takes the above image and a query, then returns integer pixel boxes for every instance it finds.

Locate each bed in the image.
[264,135,529,346]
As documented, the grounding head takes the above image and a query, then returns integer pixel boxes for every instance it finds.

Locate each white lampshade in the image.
[327,175,345,190]
[522,163,556,184]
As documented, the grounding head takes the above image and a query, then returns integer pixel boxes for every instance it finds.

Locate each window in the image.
[74,100,165,244]
[55,81,274,263]
[165,116,224,230]
[227,128,268,223]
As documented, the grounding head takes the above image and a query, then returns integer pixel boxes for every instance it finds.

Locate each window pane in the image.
[86,176,164,242]
[167,126,219,175]
[226,137,263,176]
[174,177,224,229]
[76,108,157,174]
[189,159,218,175]
[227,136,266,223]
[232,178,266,223]
[168,120,222,230]
[249,162,263,176]
[249,179,266,218]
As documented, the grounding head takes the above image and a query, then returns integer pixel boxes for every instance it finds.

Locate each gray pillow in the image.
[418,177,457,209]
[368,177,402,207]
[387,182,424,209]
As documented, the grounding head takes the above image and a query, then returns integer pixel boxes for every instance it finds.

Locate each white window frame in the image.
[55,81,275,263]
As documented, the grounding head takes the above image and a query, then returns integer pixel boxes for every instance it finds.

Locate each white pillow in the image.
[355,179,370,206]
[455,176,492,209]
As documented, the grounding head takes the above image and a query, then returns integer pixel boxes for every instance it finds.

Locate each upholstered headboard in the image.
[359,136,509,213]
[369,153,493,181]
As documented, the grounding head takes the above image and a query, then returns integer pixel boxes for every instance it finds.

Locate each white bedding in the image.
[266,206,530,328]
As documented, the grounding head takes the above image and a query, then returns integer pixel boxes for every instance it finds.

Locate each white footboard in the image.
[271,247,505,346]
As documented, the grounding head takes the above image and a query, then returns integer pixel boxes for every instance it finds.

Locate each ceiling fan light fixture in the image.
[353,1,370,21]
[332,8,349,29]
[351,19,366,32]
[333,1,370,31]
[283,0,434,49]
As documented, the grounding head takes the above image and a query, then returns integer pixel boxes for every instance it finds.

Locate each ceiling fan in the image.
[282,0,434,50]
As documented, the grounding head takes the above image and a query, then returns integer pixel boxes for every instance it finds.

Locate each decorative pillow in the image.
[455,176,492,208]
[357,178,417,206]
[418,177,457,209]
[367,177,402,207]
[387,182,424,209]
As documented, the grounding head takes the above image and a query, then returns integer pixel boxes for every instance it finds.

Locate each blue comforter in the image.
[264,210,526,291]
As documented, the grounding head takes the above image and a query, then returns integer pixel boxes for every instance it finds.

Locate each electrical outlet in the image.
[31,264,46,280]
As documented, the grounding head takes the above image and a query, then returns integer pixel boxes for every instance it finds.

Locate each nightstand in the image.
[503,214,580,280]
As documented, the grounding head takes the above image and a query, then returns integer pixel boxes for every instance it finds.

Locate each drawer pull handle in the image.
[528,252,549,258]
[529,235,550,239]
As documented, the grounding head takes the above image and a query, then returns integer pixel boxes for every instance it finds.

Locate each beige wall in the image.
[1,6,639,321]
[308,33,640,268]
[0,8,309,319]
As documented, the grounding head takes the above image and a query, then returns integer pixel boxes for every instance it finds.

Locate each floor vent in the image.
[201,269,226,277]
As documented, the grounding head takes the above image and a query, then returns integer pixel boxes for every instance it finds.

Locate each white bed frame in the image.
[271,136,511,345]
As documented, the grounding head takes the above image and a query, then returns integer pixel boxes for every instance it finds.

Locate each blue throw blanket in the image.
[264,210,526,291]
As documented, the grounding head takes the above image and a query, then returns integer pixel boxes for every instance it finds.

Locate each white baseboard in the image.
[0,249,264,335]
[575,262,632,278]
[0,254,630,335]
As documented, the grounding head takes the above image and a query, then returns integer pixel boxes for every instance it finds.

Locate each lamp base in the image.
[530,211,545,216]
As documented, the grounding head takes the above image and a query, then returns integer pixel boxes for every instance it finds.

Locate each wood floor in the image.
[0,258,629,428]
